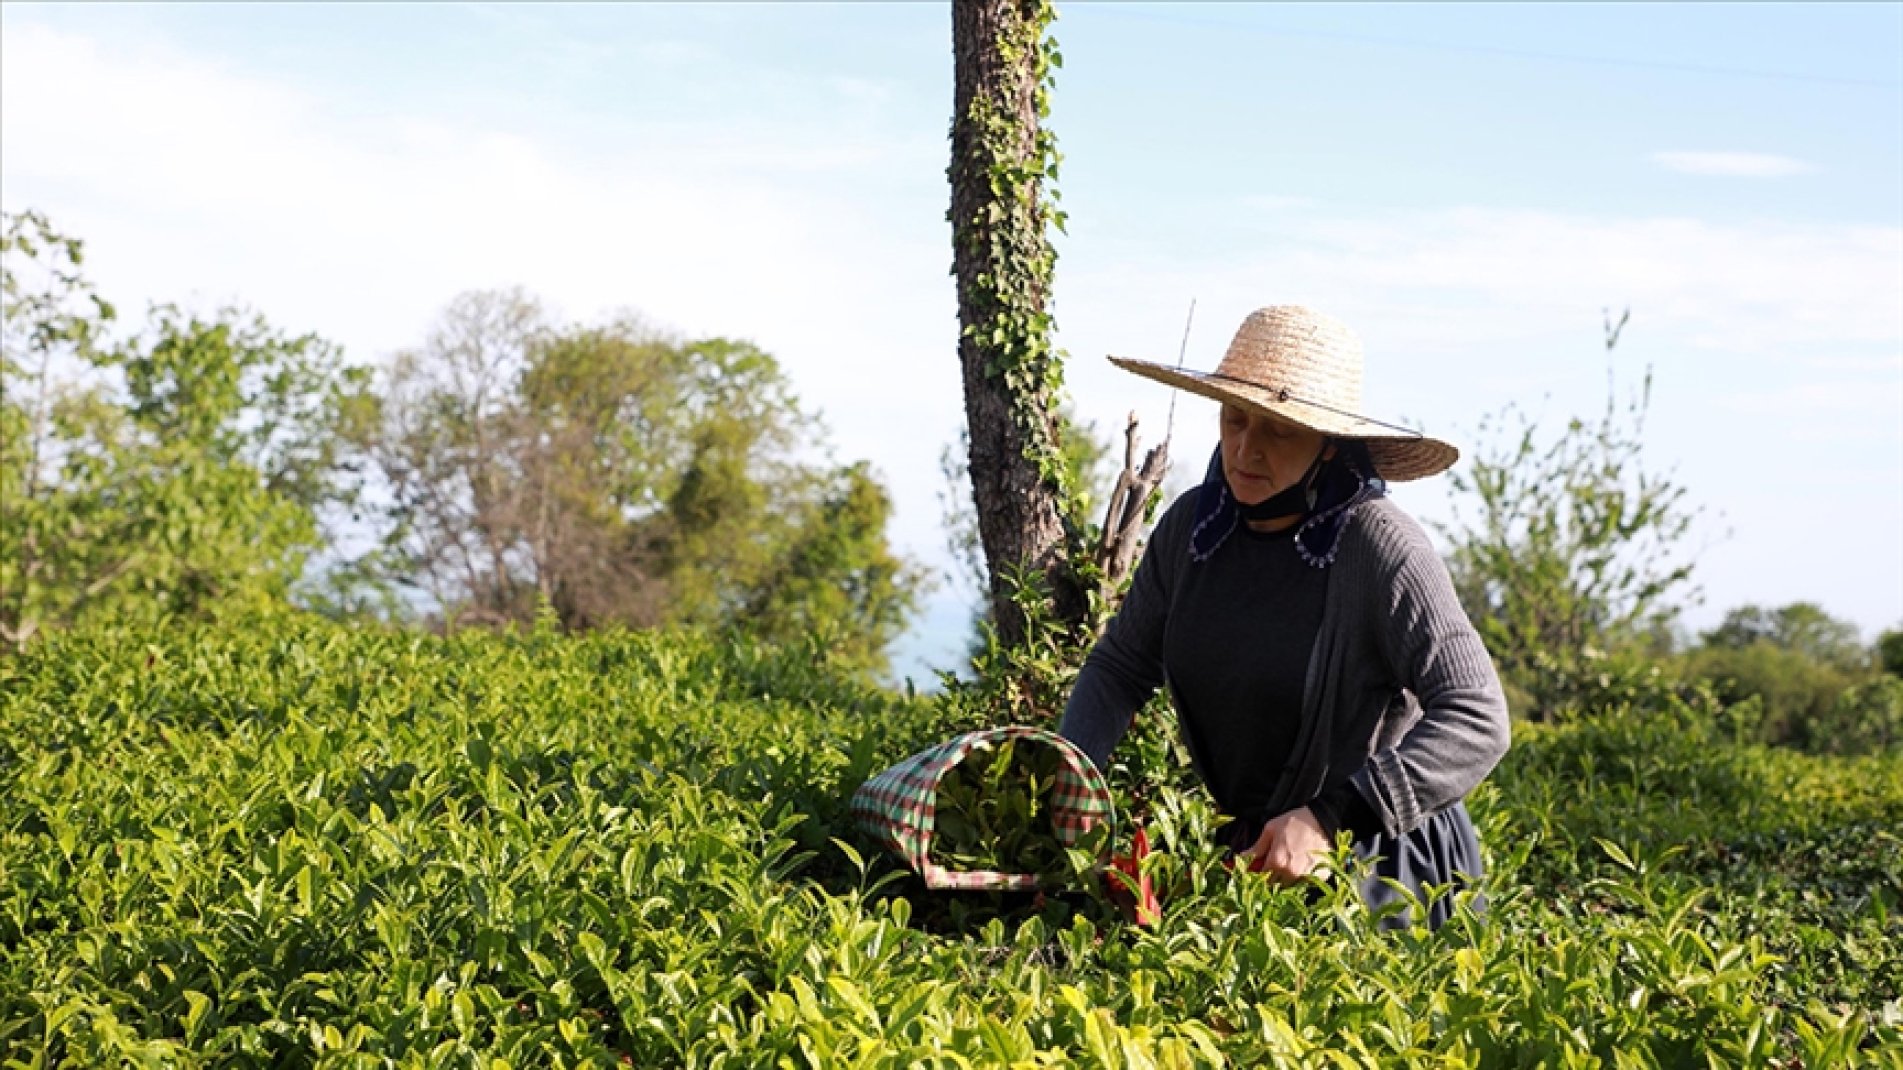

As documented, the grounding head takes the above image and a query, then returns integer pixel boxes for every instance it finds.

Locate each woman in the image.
[1059,305,1510,929]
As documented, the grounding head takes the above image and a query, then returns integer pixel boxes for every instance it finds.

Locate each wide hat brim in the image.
[1109,355,1459,482]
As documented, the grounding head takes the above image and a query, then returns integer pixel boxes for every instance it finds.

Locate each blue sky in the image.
[5,3,1900,683]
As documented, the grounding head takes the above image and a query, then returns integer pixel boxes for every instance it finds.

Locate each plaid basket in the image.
[850,725,1116,891]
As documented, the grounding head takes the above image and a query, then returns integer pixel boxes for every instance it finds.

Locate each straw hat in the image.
[1110,305,1458,482]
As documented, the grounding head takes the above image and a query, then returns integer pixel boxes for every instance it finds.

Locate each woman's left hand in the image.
[1242,806,1332,883]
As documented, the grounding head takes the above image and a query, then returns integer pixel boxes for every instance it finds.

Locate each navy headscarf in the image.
[1187,439,1387,566]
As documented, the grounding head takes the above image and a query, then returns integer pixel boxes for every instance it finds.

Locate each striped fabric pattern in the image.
[850,725,1116,891]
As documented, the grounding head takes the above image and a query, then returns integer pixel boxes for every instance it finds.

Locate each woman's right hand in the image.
[1240,806,1332,883]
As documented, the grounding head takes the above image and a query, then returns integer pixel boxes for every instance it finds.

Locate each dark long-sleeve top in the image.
[1058,489,1511,840]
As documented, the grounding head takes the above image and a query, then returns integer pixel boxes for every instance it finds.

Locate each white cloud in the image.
[1651,151,1818,177]
[1717,380,1901,417]
[1057,201,1902,379]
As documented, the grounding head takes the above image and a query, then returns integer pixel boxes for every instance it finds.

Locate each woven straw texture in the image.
[1110,305,1458,482]
[850,726,1115,891]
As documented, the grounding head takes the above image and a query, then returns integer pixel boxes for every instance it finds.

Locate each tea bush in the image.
[1806,676,1903,756]
[4,613,1899,1067]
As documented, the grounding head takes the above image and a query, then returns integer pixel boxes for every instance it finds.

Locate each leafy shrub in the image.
[1679,640,1863,747]
[1878,628,1903,678]
[1490,707,1903,1018]
[1440,333,1706,720]
[2,210,378,649]
[4,614,1899,1066]
[1679,601,1888,750]
[1507,642,1721,724]
[1802,675,1903,755]
[935,562,1097,726]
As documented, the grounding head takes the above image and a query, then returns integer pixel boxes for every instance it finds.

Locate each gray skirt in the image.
[1216,800,1484,930]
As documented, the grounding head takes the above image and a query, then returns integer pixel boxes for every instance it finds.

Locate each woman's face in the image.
[1220,403,1327,506]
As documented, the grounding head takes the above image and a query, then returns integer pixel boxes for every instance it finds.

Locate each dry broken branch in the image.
[1093,412,1169,609]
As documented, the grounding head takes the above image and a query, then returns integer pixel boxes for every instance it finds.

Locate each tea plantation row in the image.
[3,614,1899,1067]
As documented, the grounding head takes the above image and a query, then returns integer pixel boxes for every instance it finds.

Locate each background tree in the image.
[1681,601,1882,746]
[1697,602,1871,673]
[1,210,375,649]
[371,289,921,677]
[2,210,119,647]
[949,0,1087,649]
[741,462,917,678]
[370,288,556,625]
[1880,628,1903,678]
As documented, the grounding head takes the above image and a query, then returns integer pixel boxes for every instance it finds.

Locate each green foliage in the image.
[4,615,1900,1066]
[1807,676,1903,756]
[1879,629,1903,678]
[371,290,920,677]
[650,335,809,622]
[0,210,376,650]
[1702,602,1873,674]
[939,563,1093,723]
[739,462,920,680]
[930,738,1071,881]
[0,209,115,359]
[3,217,914,671]
[1489,705,1903,1018]
[1443,340,1705,718]
[1677,602,1886,752]
[939,404,1113,623]
[1681,641,1862,748]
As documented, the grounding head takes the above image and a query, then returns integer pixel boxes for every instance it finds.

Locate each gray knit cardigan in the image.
[1058,492,1512,839]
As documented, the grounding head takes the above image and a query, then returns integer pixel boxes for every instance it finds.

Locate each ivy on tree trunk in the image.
[949,0,1087,649]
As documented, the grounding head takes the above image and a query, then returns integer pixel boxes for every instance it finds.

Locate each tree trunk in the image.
[949,0,1084,648]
